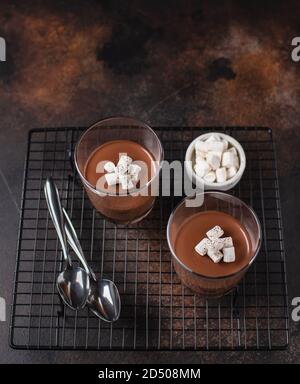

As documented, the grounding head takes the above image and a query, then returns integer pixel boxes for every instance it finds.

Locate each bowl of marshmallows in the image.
[185,132,246,191]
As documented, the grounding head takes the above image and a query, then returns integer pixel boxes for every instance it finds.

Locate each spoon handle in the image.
[44,177,71,266]
[62,207,97,281]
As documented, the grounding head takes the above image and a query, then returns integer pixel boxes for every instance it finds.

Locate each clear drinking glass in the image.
[74,117,164,224]
[167,192,262,298]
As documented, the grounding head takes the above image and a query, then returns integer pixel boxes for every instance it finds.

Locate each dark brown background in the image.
[0,0,299,363]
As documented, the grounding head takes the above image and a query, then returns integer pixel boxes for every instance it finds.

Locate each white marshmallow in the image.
[194,159,210,177]
[128,163,141,173]
[104,161,116,173]
[119,174,134,190]
[195,140,208,153]
[210,237,225,252]
[206,152,221,170]
[216,167,227,183]
[223,246,236,263]
[222,151,235,168]
[233,154,240,168]
[119,154,133,164]
[203,171,216,183]
[223,237,233,248]
[128,163,142,182]
[205,134,220,142]
[209,150,223,161]
[207,248,223,263]
[206,225,224,240]
[228,146,237,156]
[117,155,133,174]
[195,150,206,160]
[207,141,225,152]
[195,140,224,153]
[194,227,236,264]
[194,137,241,185]
[227,166,237,179]
[222,139,229,150]
[195,238,210,256]
[105,172,118,186]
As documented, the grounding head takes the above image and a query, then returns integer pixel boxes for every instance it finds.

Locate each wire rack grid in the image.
[9,126,289,351]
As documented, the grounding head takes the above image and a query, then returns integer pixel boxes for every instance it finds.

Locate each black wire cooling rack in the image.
[9,127,289,350]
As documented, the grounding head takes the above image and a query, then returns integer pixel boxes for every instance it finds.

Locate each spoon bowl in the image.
[87,279,121,322]
[57,267,90,310]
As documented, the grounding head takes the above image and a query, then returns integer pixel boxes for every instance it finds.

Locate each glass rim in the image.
[166,191,262,280]
[74,116,164,197]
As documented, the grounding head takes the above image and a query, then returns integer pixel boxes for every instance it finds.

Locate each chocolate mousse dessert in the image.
[84,140,157,223]
[175,211,251,277]
[171,210,254,297]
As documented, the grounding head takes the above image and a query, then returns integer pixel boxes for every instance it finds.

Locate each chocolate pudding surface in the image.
[174,210,252,278]
[84,140,155,192]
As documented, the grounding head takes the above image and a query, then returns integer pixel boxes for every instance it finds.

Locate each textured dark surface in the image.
[0,0,299,363]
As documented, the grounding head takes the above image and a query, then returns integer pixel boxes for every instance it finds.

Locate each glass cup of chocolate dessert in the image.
[74,117,164,224]
[167,192,262,298]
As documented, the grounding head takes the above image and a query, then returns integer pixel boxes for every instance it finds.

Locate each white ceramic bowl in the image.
[185,132,246,191]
